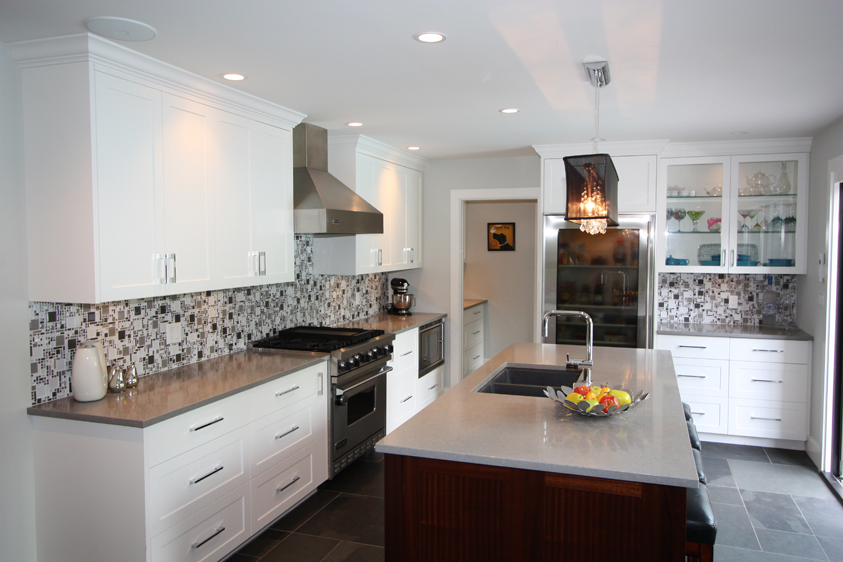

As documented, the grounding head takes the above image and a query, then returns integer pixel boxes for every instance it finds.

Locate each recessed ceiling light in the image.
[84,16,157,42]
[499,108,520,114]
[222,73,246,81]
[408,146,420,151]
[414,32,446,43]
[347,122,363,127]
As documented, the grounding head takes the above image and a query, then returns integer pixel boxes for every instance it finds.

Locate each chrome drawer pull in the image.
[751,379,783,383]
[276,475,301,494]
[192,526,225,549]
[474,310,481,315]
[401,351,413,357]
[472,330,481,335]
[472,355,481,360]
[678,345,706,349]
[275,425,300,440]
[276,385,300,397]
[190,416,224,432]
[428,384,438,390]
[691,411,706,416]
[750,416,782,422]
[677,374,706,378]
[190,465,223,485]
[752,349,784,353]
[400,395,413,403]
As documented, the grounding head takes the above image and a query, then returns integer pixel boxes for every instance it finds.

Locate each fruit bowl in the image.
[543,384,649,417]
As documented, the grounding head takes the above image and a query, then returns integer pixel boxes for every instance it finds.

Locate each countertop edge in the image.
[338,311,447,335]
[657,324,813,341]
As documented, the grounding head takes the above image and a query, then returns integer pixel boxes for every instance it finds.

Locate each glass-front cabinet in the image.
[657,152,808,274]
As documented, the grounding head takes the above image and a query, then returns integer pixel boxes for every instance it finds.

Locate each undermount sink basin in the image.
[474,366,584,397]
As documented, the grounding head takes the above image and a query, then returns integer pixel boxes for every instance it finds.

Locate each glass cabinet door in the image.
[658,157,730,272]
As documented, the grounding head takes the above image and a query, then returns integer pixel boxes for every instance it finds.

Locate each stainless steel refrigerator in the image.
[543,214,655,348]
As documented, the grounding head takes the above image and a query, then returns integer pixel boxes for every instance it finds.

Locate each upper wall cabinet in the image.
[311,135,427,275]
[12,34,303,303]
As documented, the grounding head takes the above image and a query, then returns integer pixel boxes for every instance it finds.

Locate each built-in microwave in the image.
[419,319,445,377]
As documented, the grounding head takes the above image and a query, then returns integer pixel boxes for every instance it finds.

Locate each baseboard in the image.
[699,432,806,451]
[806,434,824,471]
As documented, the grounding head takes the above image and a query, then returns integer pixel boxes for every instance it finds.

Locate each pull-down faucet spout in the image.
[542,310,595,385]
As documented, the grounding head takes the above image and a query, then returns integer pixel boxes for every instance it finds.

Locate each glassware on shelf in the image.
[784,203,797,232]
[773,162,791,194]
[749,210,761,231]
[706,218,721,232]
[673,208,687,232]
[738,209,751,231]
[666,207,676,232]
[687,210,705,231]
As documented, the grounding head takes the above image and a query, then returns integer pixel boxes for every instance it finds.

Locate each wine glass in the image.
[673,208,687,232]
[687,210,705,231]
[748,210,759,231]
[738,209,751,231]
[666,207,674,232]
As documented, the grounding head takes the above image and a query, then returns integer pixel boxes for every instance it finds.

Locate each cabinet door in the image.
[161,93,216,295]
[390,164,410,267]
[95,72,165,302]
[615,155,657,213]
[404,166,423,268]
[353,154,381,273]
[542,158,568,215]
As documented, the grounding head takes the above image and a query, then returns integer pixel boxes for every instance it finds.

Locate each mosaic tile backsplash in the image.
[30,236,390,405]
[657,273,797,324]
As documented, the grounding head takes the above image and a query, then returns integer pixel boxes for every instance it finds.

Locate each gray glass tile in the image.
[817,535,843,562]
[709,485,743,505]
[794,495,843,538]
[296,495,385,547]
[715,544,825,562]
[730,460,835,499]
[702,442,770,462]
[764,448,817,469]
[704,456,737,488]
[756,528,827,560]
[741,490,812,534]
[712,501,761,550]
[261,533,340,562]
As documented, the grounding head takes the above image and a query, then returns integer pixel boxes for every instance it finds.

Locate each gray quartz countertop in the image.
[658,322,813,340]
[376,342,699,488]
[463,299,487,309]
[27,350,327,428]
[338,312,446,334]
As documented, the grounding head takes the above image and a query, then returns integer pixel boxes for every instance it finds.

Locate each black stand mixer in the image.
[388,278,415,316]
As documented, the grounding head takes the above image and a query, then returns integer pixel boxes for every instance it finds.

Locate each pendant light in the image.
[563,60,619,235]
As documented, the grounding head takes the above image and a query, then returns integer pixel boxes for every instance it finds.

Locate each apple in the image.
[584,398,601,412]
[573,385,591,397]
[566,392,584,404]
[599,394,620,413]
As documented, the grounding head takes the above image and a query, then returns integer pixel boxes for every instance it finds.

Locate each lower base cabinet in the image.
[385,455,686,562]
[30,361,329,562]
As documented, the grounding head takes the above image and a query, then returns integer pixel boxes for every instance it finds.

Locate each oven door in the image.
[332,362,390,463]
[419,321,445,377]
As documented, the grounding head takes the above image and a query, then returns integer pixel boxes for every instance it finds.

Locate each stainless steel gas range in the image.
[250,326,395,477]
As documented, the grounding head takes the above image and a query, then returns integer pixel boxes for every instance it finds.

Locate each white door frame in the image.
[448,188,541,389]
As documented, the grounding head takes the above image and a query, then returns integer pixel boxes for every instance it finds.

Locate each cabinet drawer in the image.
[251,445,316,532]
[387,366,416,433]
[729,361,808,402]
[390,329,419,372]
[680,397,728,435]
[150,483,251,562]
[247,364,324,420]
[464,342,484,374]
[729,339,811,364]
[146,391,251,468]
[728,399,807,440]
[250,400,315,476]
[673,359,728,397]
[657,335,729,360]
[416,365,444,407]
[463,304,484,324]
[148,426,250,537]
[464,318,484,349]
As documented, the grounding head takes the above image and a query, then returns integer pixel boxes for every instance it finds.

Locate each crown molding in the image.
[532,139,670,159]
[659,138,813,158]
[329,134,428,170]
[8,33,306,128]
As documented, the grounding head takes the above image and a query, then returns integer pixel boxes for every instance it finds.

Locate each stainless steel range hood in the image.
[293,123,383,235]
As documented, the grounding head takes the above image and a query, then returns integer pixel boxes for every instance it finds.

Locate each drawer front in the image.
[251,400,315,476]
[464,342,484,374]
[729,361,808,402]
[248,363,325,420]
[146,391,251,468]
[388,366,417,420]
[415,365,444,406]
[672,359,728,397]
[389,329,419,372]
[148,426,250,537]
[251,445,316,532]
[150,483,251,562]
[729,339,811,364]
[657,335,729,360]
[463,304,484,325]
[680,397,728,435]
[728,399,807,440]
[463,318,484,349]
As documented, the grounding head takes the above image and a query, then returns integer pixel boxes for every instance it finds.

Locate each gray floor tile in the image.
[817,535,843,562]
[709,485,743,505]
[756,528,828,560]
[296,495,385,547]
[224,554,259,562]
[235,528,289,558]
[270,489,340,532]
[715,544,826,561]
[794,495,843,539]
[321,541,385,562]
[702,441,770,462]
[712,501,761,550]
[741,490,812,534]
[320,458,385,498]
[764,448,818,469]
[260,533,341,562]
[704,456,737,487]
[729,459,835,499]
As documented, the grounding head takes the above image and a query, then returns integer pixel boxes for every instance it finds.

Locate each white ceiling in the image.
[2,0,843,160]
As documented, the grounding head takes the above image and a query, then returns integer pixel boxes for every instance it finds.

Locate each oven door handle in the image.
[335,366,392,405]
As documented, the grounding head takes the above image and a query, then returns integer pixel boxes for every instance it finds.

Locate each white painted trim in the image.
[532,139,669,158]
[661,138,813,158]
[700,432,808,452]
[328,134,428,171]
[448,188,541,389]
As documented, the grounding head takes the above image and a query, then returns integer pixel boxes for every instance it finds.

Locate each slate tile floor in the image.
[224,444,842,562]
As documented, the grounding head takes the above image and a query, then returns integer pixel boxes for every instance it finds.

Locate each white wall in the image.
[799,114,843,469]
[0,42,37,562]
[464,201,537,357]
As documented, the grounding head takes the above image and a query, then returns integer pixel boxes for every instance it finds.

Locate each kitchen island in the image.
[376,342,698,562]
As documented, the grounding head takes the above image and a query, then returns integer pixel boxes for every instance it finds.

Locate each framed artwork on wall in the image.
[488,223,515,251]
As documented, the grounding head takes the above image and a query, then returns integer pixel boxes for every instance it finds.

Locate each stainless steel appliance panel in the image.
[419,320,445,377]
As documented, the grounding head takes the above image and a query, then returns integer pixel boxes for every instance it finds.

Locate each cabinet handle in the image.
[318,372,324,396]
[722,250,727,266]
[168,253,177,284]
[751,416,782,422]
[401,351,413,357]
[190,465,223,485]
[678,345,706,349]
[259,251,266,276]
[730,249,735,267]
[751,378,783,383]
[379,249,383,266]
[249,251,259,276]
[400,395,413,403]
[190,416,224,432]
[427,384,438,390]
[192,526,225,549]
[276,385,300,397]
[153,254,168,284]
[677,374,706,378]
[276,475,301,494]
[410,248,414,263]
[751,349,784,353]
[275,425,300,440]
[472,355,481,360]
[474,310,482,315]
[472,330,481,335]
[691,411,706,416]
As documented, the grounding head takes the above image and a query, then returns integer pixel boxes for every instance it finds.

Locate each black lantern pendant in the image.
[564,59,618,235]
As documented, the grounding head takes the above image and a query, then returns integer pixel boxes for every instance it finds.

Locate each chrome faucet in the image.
[542,310,594,385]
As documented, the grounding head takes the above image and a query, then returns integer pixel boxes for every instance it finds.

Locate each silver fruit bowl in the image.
[543,385,649,417]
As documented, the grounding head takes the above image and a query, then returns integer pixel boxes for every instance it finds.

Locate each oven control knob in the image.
[367,350,377,362]
[354,353,366,364]
[338,360,349,373]
[349,357,359,368]
[387,344,394,354]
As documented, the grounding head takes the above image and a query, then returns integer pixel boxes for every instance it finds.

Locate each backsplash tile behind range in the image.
[29,236,389,405]
[657,273,796,324]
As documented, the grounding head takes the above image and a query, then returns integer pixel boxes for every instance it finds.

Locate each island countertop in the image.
[376,342,699,488]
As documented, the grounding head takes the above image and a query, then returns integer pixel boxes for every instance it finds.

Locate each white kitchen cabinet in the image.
[386,328,419,434]
[13,35,302,303]
[657,151,809,274]
[312,135,426,275]
[462,303,486,378]
[416,364,444,411]
[30,361,328,562]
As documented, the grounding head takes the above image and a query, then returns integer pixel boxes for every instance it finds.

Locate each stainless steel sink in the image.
[474,366,584,397]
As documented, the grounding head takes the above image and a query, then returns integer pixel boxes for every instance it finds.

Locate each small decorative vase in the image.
[71,342,108,402]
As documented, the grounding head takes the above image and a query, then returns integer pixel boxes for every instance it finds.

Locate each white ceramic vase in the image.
[72,342,108,402]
